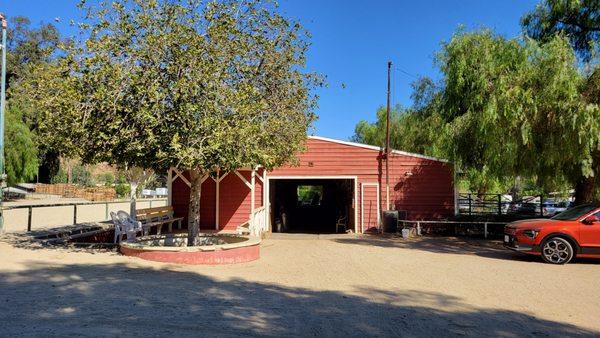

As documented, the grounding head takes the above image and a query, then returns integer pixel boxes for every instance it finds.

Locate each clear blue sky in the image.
[0,0,538,140]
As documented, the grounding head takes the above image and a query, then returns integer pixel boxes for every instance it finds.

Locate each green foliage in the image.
[50,168,68,184]
[71,165,94,187]
[97,172,115,187]
[440,30,599,199]
[5,16,60,92]
[522,0,600,60]
[354,29,600,199]
[4,106,39,185]
[114,174,131,198]
[45,0,322,175]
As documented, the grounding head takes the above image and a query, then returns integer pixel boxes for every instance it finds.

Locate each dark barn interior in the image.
[269,179,354,234]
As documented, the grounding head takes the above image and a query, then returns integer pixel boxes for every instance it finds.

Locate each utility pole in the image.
[385,61,391,211]
[0,14,7,233]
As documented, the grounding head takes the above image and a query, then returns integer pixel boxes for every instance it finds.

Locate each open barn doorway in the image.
[268,178,355,234]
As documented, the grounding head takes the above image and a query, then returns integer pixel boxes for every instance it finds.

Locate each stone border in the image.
[119,233,261,265]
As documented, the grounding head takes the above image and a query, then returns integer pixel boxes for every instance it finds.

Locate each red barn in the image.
[168,136,455,235]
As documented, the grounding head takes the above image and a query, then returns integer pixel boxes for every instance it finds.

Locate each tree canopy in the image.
[354,30,600,201]
[522,0,600,60]
[22,0,321,244]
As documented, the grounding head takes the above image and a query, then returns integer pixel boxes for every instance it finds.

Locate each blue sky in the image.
[0,0,538,140]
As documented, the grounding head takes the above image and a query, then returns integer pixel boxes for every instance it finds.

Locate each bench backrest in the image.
[136,206,174,223]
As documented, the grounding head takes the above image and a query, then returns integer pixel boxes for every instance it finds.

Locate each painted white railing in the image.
[250,206,267,237]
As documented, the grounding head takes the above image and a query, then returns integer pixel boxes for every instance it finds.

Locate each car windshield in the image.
[551,203,600,221]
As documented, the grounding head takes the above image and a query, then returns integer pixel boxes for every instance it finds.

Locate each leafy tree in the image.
[2,16,62,182]
[51,168,68,184]
[4,106,38,185]
[5,16,60,91]
[71,165,94,187]
[522,0,600,60]
[439,30,599,203]
[43,0,320,245]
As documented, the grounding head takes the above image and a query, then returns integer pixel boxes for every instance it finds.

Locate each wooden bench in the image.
[136,206,184,235]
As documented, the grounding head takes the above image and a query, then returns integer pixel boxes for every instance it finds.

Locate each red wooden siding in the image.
[171,171,190,226]
[269,137,455,225]
[361,184,379,232]
[200,178,216,229]
[170,136,454,234]
[218,171,252,231]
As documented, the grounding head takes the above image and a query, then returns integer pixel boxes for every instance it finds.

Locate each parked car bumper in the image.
[503,234,540,254]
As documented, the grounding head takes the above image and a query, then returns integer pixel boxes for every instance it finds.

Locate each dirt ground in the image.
[0,233,599,337]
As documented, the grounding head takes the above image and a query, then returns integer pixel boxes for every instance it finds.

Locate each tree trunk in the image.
[187,168,202,246]
[574,175,597,205]
[129,182,138,219]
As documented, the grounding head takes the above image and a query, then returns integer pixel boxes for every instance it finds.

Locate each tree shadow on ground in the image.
[0,261,597,337]
[332,235,600,264]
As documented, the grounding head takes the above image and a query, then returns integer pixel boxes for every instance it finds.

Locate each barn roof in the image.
[308,136,449,163]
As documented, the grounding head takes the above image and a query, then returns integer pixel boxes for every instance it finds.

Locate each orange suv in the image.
[504,202,600,264]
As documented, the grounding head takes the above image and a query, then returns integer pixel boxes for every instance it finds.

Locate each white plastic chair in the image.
[111,211,143,243]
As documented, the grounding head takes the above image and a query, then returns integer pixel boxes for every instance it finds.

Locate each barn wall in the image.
[269,138,455,224]
[170,137,454,234]
[171,171,191,226]
[200,178,216,229]
[218,171,252,231]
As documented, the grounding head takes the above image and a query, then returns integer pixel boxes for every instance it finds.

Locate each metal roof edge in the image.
[307,135,449,163]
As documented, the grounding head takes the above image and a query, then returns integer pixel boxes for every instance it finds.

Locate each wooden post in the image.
[215,169,220,230]
[468,193,472,215]
[484,222,488,239]
[105,203,109,220]
[73,204,78,225]
[27,206,32,232]
[250,168,256,227]
[497,194,502,216]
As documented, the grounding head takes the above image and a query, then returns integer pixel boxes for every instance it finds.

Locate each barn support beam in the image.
[167,168,173,206]
[250,168,256,226]
[216,169,220,230]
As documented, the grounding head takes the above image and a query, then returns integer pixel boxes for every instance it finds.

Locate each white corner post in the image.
[215,169,220,230]
[250,168,256,226]
[167,168,173,206]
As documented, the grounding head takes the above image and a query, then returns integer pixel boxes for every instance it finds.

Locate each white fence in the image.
[250,206,268,237]
[2,198,168,233]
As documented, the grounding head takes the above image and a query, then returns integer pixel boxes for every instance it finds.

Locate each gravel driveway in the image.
[0,234,599,337]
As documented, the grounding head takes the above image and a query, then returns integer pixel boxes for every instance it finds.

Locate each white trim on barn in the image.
[308,135,448,163]
[360,182,381,233]
[167,168,173,206]
[265,175,359,234]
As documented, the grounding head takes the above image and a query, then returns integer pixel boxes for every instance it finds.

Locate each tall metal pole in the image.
[385,61,392,211]
[0,15,7,233]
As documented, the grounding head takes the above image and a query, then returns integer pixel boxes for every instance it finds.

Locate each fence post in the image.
[497,194,502,216]
[73,204,77,225]
[105,203,109,220]
[540,194,544,216]
[468,193,472,215]
[149,199,153,208]
[27,206,32,232]
[416,222,421,236]
[484,222,488,239]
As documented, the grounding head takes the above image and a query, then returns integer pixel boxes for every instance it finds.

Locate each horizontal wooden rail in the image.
[399,219,508,239]
[2,198,167,232]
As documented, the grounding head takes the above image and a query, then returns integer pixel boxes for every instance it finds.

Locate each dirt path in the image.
[0,234,598,337]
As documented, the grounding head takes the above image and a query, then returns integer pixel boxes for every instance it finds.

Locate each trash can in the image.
[382,210,399,233]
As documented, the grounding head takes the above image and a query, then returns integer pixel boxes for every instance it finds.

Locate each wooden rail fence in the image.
[35,183,116,201]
